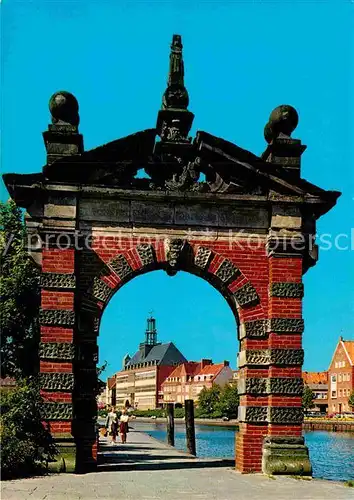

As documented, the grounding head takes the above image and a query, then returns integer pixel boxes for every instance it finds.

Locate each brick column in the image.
[40,246,76,472]
[236,320,269,473]
[262,237,311,475]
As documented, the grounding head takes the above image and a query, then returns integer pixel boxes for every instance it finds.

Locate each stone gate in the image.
[3,34,340,474]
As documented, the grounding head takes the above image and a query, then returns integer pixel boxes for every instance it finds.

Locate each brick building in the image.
[328,337,354,414]
[111,317,187,410]
[162,359,233,404]
[302,371,328,413]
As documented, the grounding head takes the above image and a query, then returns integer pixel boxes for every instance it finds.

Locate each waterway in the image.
[133,422,354,481]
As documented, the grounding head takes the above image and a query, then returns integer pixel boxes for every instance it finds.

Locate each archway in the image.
[98,268,239,392]
[3,34,339,476]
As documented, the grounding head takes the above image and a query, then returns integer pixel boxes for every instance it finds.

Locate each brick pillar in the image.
[40,246,76,472]
[237,320,269,473]
[262,240,311,475]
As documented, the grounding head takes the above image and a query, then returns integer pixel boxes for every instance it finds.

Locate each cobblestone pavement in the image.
[2,429,353,500]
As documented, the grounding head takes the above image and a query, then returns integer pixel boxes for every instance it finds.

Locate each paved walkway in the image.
[2,428,353,500]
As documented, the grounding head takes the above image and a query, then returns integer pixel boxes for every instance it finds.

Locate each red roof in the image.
[198,363,225,377]
[343,341,354,365]
[107,376,116,389]
[164,362,201,380]
[162,361,228,384]
[303,371,328,385]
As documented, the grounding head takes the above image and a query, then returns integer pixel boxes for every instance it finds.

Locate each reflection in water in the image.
[135,422,354,481]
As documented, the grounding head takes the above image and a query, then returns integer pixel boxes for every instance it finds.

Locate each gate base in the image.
[47,436,77,473]
[262,436,312,476]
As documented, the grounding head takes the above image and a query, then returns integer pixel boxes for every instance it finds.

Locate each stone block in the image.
[233,283,259,307]
[268,318,304,334]
[238,406,267,423]
[79,199,130,223]
[40,342,75,361]
[239,320,267,339]
[262,436,312,476]
[270,282,304,298]
[40,273,76,289]
[131,201,174,224]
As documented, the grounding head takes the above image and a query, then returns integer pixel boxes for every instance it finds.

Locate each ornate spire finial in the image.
[162,34,189,110]
[156,34,194,143]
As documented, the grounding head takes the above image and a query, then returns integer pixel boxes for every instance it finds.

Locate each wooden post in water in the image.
[166,403,175,447]
[185,399,196,456]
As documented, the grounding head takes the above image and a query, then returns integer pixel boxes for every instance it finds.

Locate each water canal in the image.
[133,421,354,481]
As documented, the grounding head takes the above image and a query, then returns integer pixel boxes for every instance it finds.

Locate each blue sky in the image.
[2,1,353,374]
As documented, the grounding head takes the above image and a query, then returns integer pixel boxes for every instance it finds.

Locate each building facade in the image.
[111,317,187,410]
[302,371,328,413]
[327,337,354,414]
[162,360,233,404]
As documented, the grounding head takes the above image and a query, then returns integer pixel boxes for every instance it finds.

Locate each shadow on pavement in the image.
[97,459,234,472]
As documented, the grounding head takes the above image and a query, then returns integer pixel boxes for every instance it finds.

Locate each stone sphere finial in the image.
[264,104,299,143]
[49,91,79,126]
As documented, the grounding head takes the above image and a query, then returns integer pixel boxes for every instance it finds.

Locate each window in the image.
[331,375,336,382]
[335,362,338,368]
[331,391,337,398]
[339,374,342,382]
[339,389,342,397]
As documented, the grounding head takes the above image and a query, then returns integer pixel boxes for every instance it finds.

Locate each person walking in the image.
[105,406,118,444]
[119,408,130,444]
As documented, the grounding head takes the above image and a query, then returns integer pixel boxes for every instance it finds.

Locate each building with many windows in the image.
[162,359,233,404]
[107,317,187,410]
[327,337,354,414]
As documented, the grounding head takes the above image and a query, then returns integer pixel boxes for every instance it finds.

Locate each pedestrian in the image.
[105,406,118,444]
[119,408,130,444]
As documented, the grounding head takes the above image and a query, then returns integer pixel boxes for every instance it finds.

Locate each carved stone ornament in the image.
[238,349,270,367]
[108,254,133,281]
[164,161,199,191]
[42,402,73,420]
[39,342,75,361]
[194,246,213,270]
[267,407,304,424]
[233,283,259,308]
[267,377,303,395]
[238,377,303,395]
[270,282,304,298]
[164,238,186,274]
[238,349,304,367]
[238,406,267,423]
[268,318,304,334]
[262,436,312,476]
[40,373,74,391]
[40,273,76,289]
[40,309,75,327]
[239,320,267,339]
[238,377,267,395]
[136,243,156,267]
[91,277,112,303]
[270,349,304,366]
[215,259,240,283]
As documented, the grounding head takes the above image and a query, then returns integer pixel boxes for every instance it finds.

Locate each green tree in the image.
[0,200,40,378]
[197,385,221,416]
[0,379,57,479]
[348,390,354,411]
[217,384,239,419]
[302,385,314,413]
